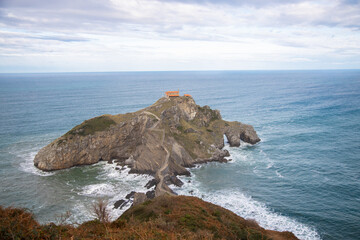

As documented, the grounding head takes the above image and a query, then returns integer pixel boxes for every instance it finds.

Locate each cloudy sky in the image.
[1,0,360,72]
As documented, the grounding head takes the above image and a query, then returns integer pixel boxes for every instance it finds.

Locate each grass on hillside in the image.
[0,196,298,240]
[65,115,116,137]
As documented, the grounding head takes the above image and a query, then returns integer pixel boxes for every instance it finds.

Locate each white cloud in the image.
[0,0,359,72]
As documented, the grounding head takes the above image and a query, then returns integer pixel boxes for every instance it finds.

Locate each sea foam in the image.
[78,162,154,221]
[174,175,320,240]
[19,150,55,176]
[173,142,321,240]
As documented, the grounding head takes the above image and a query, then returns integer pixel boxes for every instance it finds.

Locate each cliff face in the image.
[34,96,260,195]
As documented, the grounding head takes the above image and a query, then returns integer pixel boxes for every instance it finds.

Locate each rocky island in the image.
[28,95,300,239]
[34,95,260,197]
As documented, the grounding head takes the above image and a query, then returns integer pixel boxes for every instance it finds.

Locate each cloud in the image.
[0,0,359,72]
[33,36,89,42]
[157,0,304,7]
[1,0,359,34]
[0,0,112,10]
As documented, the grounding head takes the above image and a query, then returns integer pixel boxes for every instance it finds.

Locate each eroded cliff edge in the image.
[34,96,260,196]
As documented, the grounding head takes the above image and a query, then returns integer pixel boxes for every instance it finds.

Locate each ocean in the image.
[0,70,359,240]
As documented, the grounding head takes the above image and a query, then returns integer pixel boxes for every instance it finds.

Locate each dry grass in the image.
[0,196,298,240]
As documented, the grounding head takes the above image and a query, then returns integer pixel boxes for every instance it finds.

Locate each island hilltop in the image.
[35,92,260,197]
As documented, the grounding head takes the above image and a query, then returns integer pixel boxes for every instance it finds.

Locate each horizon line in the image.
[1,68,360,74]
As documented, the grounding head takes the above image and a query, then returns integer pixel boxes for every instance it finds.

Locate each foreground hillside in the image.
[0,195,298,240]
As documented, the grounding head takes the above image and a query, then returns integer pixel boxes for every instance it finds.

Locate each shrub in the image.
[91,199,111,223]
[0,206,40,239]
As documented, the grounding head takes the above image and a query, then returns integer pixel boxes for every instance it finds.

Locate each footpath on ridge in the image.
[144,111,174,197]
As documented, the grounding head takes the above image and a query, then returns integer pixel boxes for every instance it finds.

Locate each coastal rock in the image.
[146,190,155,199]
[114,199,127,209]
[133,192,147,206]
[225,122,260,146]
[125,191,136,199]
[124,156,135,166]
[169,175,184,187]
[145,179,158,189]
[211,148,230,161]
[34,96,260,195]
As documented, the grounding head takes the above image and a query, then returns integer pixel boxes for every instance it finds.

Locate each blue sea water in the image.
[0,70,359,239]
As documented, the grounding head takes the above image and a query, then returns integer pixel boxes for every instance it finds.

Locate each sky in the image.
[0,0,360,72]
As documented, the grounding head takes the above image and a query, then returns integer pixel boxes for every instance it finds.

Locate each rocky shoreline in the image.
[34,95,260,203]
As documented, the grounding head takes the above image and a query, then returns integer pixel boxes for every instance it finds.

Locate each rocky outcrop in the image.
[132,192,148,206]
[225,122,261,146]
[34,96,260,196]
[114,199,127,209]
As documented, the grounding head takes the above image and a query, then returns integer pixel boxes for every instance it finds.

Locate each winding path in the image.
[143,111,174,196]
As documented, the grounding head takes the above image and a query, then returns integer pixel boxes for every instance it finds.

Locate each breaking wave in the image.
[174,175,320,240]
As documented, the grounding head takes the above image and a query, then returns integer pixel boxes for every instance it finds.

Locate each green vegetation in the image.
[180,213,203,232]
[173,133,198,159]
[149,100,173,117]
[170,118,226,160]
[196,105,221,122]
[65,115,116,137]
[176,125,185,132]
